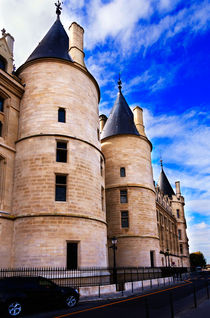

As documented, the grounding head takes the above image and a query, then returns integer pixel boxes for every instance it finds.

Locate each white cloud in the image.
[187,222,210,262]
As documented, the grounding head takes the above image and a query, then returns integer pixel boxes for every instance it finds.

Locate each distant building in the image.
[0,7,189,268]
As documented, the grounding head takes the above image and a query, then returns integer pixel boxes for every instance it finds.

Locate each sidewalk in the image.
[176,298,210,317]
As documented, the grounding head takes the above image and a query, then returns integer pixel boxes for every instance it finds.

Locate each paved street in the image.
[4,272,210,318]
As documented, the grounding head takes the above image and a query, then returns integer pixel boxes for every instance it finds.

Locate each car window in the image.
[38,279,55,288]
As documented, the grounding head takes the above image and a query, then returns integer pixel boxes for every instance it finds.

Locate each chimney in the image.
[5,33,14,55]
[69,22,85,67]
[175,181,181,197]
[133,106,146,137]
[99,114,107,133]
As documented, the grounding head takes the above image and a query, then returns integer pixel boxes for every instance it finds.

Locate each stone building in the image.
[0,8,189,268]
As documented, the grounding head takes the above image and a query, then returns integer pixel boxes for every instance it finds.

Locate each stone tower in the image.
[158,165,190,267]
[11,11,108,267]
[100,81,160,267]
[172,181,190,266]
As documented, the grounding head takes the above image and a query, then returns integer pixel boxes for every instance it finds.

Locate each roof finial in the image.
[160,159,163,169]
[55,0,62,18]
[1,28,6,36]
[118,73,122,93]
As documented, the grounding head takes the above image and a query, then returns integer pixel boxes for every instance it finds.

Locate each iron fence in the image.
[0,266,189,288]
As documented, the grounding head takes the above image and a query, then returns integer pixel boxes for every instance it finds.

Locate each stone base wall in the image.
[12,216,108,268]
[0,217,13,267]
[108,236,160,267]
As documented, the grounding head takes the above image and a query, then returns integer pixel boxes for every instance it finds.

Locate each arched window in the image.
[0,97,4,112]
[0,56,6,71]
[58,107,66,123]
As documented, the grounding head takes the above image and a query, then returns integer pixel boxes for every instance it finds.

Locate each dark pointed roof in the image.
[25,18,73,64]
[158,166,175,197]
[101,90,140,140]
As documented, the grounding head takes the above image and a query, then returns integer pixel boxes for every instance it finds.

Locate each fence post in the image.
[145,296,150,318]
[169,291,174,318]
[206,279,209,300]
[193,282,197,308]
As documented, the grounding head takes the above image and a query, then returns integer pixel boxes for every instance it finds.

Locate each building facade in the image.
[0,10,189,268]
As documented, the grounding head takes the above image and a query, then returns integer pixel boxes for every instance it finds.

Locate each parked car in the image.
[0,276,79,317]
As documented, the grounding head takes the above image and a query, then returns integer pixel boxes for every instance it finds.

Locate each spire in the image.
[158,164,175,197]
[22,16,72,66]
[101,78,140,140]
[118,73,122,93]
[55,1,62,19]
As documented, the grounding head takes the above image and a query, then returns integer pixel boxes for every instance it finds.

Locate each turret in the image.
[101,78,160,267]
[11,3,107,268]
[157,163,190,267]
[171,181,190,267]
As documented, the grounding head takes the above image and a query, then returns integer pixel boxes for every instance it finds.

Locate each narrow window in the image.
[120,167,126,177]
[121,211,129,228]
[0,122,2,137]
[177,209,180,218]
[101,186,104,211]
[180,243,183,254]
[0,97,4,112]
[0,56,6,71]
[120,190,127,203]
[58,107,66,123]
[178,229,182,240]
[156,210,159,222]
[55,175,67,201]
[97,128,100,141]
[100,157,103,176]
[56,141,67,162]
[67,242,78,269]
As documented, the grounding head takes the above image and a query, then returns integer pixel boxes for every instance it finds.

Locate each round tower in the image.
[171,181,190,267]
[101,80,160,267]
[12,9,107,267]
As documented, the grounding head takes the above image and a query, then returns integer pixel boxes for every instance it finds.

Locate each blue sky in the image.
[1,0,210,262]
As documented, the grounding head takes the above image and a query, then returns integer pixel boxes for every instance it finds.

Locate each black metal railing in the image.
[0,266,189,288]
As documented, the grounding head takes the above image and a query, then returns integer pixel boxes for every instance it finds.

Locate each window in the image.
[121,211,129,228]
[120,167,126,177]
[58,108,66,123]
[100,157,103,176]
[180,243,183,254]
[120,190,127,203]
[0,97,4,112]
[178,229,182,240]
[67,243,78,269]
[177,209,180,218]
[56,141,67,162]
[55,175,67,201]
[0,56,6,71]
[101,186,104,211]
[0,122,2,137]
[97,128,100,141]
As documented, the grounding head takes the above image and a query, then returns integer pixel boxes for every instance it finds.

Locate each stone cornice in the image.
[0,212,107,226]
[0,69,24,97]
[0,142,16,153]
[111,235,159,240]
[106,183,155,194]
[15,133,105,160]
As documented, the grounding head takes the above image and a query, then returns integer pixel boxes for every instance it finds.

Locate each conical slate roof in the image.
[25,18,73,63]
[158,167,175,197]
[101,91,140,140]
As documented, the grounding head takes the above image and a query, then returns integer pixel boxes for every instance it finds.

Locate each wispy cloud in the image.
[187,222,210,261]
